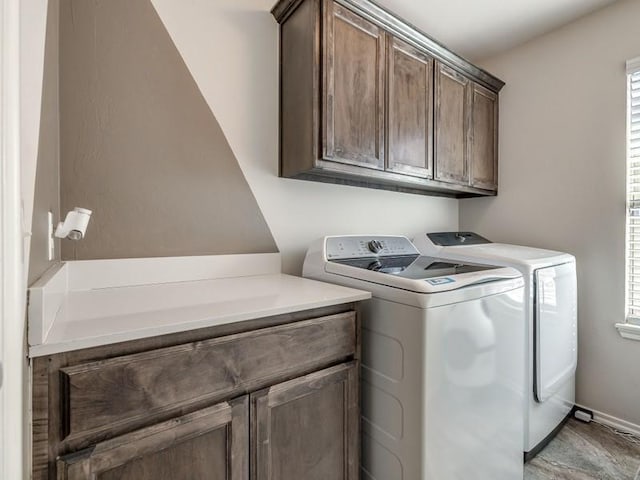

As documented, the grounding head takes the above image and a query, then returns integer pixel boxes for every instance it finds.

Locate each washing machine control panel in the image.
[325,236,419,260]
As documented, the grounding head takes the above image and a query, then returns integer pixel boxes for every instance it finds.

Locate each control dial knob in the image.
[367,240,384,254]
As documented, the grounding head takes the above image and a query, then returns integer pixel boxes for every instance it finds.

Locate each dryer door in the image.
[534,262,577,403]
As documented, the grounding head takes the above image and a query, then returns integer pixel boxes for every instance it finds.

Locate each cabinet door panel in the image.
[470,83,498,190]
[252,362,358,480]
[57,397,248,480]
[387,36,434,178]
[323,0,385,170]
[435,62,471,185]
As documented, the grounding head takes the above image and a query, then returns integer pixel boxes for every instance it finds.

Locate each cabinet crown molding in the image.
[271,0,505,93]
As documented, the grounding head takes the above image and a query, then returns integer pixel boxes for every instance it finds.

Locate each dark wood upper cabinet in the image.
[273,0,504,197]
[323,0,385,170]
[434,62,471,185]
[387,36,434,179]
[251,362,358,480]
[470,83,499,190]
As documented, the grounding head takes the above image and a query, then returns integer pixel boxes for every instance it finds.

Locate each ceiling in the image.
[373,0,620,61]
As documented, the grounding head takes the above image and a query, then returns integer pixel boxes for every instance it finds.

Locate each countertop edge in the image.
[28,275,370,358]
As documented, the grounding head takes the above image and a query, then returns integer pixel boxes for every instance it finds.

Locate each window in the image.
[620,56,640,340]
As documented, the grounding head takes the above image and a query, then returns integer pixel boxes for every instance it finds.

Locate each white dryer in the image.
[413,232,577,459]
[303,235,525,480]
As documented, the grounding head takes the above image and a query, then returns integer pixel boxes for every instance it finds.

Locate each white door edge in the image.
[1,0,25,478]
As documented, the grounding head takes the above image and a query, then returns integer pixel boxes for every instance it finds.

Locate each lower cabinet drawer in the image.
[59,312,356,440]
[57,397,249,480]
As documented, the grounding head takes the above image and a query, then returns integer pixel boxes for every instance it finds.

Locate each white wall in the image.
[1,0,24,476]
[150,0,458,275]
[13,1,50,477]
[21,0,48,270]
[461,0,640,426]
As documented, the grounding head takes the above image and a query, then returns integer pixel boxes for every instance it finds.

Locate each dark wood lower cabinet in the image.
[57,397,249,480]
[31,305,360,480]
[252,362,358,480]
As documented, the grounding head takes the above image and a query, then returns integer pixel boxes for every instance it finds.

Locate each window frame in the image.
[618,56,640,340]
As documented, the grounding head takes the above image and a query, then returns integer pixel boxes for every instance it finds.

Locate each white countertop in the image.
[28,255,370,357]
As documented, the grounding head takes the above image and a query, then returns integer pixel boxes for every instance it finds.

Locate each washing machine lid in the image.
[415,232,575,274]
[322,235,520,294]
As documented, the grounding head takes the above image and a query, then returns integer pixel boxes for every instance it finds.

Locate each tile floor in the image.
[525,419,640,479]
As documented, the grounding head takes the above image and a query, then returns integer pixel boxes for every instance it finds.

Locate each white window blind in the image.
[626,57,640,322]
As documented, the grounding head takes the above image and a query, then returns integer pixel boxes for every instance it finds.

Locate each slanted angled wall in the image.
[58,0,278,260]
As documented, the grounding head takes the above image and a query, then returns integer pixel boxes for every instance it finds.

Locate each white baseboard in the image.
[576,404,640,437]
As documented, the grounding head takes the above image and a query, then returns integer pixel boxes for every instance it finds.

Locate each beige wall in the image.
[461,0,640,425]
[150,0,459,274]
[58,0,278,260]
[28,0,60,285]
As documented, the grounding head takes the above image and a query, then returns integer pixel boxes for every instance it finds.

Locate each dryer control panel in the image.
[325,236,419,260]
[426,232,492,246]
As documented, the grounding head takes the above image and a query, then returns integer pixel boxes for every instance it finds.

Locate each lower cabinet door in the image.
[251,362,359,480]
[57,396,249,480]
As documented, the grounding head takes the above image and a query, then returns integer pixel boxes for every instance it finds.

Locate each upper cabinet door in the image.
[434,62,471,185]
[251,362,359,480]
[323,0,385,170]
[386,36,434,179]
[470,83,498,190]
[57,398,248,480]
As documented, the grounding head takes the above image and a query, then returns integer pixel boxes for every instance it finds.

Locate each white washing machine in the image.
[413,232,577,459]
[303,235,525,480]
